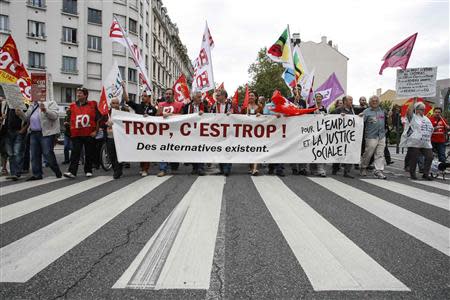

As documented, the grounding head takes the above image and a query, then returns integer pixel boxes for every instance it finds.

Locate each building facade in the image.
[299,35,348,93]
[0,0,193,105]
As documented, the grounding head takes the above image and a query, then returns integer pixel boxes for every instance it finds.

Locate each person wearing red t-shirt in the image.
[157,88,184,177]
[63,87,100,178]
[428,107,449,162]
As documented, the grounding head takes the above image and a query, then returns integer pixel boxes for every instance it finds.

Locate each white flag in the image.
[109,17,151,91]
[192,22,215,93]
[104,61,123,105]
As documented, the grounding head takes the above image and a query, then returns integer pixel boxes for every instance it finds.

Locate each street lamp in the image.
[291,33,301,46]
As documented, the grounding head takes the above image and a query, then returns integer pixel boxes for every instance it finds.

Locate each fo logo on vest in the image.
[75,115,90,128]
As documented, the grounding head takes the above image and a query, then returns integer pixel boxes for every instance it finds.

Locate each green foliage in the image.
[248,47,291,99]
[380,100,393,112]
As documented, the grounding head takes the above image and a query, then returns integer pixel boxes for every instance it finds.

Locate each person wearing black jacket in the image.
[124,83,156,176]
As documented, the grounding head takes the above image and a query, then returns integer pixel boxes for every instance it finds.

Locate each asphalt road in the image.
[0,148,449,300]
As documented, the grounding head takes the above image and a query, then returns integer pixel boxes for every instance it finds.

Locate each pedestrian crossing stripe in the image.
[412,180,450,192]
[0,174,448,293]
[309,177,450,256]
[0,176,113,224]
[1,177,65,197]
[361,179,450,211]
[113,176,225,290]
[0,176,170,283]
[252,176,409,291]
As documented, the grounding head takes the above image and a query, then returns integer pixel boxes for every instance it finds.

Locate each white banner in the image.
[112,110,363,164]
[396,67,437,98]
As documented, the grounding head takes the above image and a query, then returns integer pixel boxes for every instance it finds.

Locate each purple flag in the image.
[314,73,344,108]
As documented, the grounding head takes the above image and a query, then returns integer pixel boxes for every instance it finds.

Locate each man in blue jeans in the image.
[17,97,62,180]
[4,103,28,181]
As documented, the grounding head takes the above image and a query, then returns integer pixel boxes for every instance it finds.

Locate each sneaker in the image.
[410,175,418,180]
[113,171,122,179]
[157,171,166,177]
[6,175,19,181]
[360,168,367,176]
[55,171,63,178]
[319,172,327,177]
[141,171,148,177]
[422,174,433,181]
[251,170,259,176]
[374,171,387,179]
[85,172,93,177]
[63,172,76,179]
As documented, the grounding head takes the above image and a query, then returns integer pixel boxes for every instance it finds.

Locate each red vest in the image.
[429,116,447,143]
[70,101,97,137]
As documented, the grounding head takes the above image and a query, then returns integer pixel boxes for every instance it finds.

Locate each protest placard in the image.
[396,67,437,98]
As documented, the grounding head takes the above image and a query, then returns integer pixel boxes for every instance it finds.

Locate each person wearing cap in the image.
[403,101,434,180]
[63,87,100,179]
[123,82,157,177]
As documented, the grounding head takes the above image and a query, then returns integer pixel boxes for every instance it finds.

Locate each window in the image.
[87,62,101,79]
[129,18,137,34]
[113,43,126,56]
[139,25,143,40]
[88,8,101,24]
[140,1,143,15]
[0,15,9,31]
[28,51,45,69]
[62,56,77,73]
[28,20,46,38]
[62,0,77,14]
[129,93,136,102]
[87,35,102,51]
[128,68,137,82]
[145,33,149,46]
[146,12,149,25]
[62,27,77,43]
[153,37,156,52]
[118,66,125,79]
[152,61,156,79]
[61,87,76,103]
[130,0,138,8]
[145,55,149,70]
[28,0,45,8]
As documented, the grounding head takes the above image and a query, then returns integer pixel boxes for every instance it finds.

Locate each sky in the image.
[163,0,449,98]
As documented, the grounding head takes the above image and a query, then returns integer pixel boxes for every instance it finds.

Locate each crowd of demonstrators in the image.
[0,81,448,183]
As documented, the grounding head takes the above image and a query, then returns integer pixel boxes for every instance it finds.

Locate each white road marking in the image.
[310,177,450,256]
[113,176,225,290]
[0,176,170,283]
[1,177,113,224]
[1,177,64,197]
[361,179,450,211]
[252,176,409,291]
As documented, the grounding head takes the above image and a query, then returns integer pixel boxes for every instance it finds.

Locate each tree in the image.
[380,99,393,112]
[248,47,290,99]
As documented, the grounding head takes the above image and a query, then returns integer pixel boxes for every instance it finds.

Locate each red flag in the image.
[242,85,249,109]
[173,74,191,104]
[379,33,418,75]
[98,87,109,116]
[202,92,215,106]
[0,35,32,101]
[400,98,432,120]
[232,89,239,107]
[270,90,316,116]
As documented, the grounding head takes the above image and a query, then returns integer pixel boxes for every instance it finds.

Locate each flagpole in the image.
[113,16,151,92]
[205,20,215,91]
